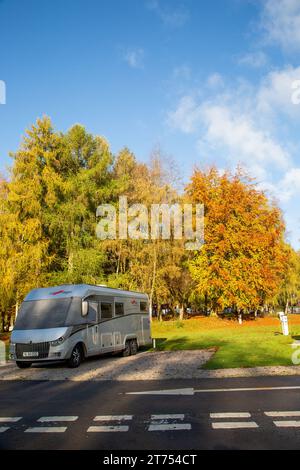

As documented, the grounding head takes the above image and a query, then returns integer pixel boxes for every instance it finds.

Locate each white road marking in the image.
[6,409,300,435]
[87,425,129,432]
[151,414,184,421]
[127,385,300,396]
[212,421,258,430]
[274,421,300,428]
[265,411,300,417]
[148,423,191,431]
[25,427,67,433]
[195,386,300,393]
[0,427,10,433]
[93,415,133,422]
[38,416,78,422]
[0,417,22,422]
[210,412,251,419]
[127,388,194,396]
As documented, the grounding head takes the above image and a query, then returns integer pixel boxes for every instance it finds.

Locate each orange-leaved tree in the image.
[186,167,288,316]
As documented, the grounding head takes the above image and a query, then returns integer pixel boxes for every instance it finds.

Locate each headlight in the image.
[51,337,65,347]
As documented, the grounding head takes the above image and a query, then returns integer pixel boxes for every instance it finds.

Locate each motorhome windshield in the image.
[14,298,72,330]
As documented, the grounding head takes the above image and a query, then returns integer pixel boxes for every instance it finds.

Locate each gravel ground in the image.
[0,350,215,381]
[1,350,300,380]
[200,365,300,378]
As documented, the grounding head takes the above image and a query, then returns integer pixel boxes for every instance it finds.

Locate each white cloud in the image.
[168,66,300,194]
[123,48,144,69]
[168,80,290,175]
[277,168,300,202]
[166,66,300,245]
[172,65,191,81]
[259,167,300,204]
[165,53,300,245]
[206,73,224,88]
[261,0,300,51]
[167,64,300,172]
[257,66,300,118]
[167,96,202,134]
[200,104,290,171]
[238,51,268,68]
[147,0,189,28]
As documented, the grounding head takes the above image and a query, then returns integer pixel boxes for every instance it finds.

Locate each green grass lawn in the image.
[151,316,300,369]
[2,317,300,370]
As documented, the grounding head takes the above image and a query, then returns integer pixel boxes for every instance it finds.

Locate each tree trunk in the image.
[149,244,157,323]
[12,298,19,329]
[285,298,289,315]
[116,244,122,275]
[68,250,74,274]
[204,293,208,315]
[158,309,162,322]
[179,304,184,321]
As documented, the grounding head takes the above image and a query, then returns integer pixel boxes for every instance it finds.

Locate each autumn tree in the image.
[186,167,288,317]
[275,247,300,313]
[104,149,187,320]
[2,117,61,320]
[1,117,297,329]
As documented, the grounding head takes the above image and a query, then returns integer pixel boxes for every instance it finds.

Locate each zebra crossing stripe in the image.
[0,417,22,422]
[93,415,133,421]
[149,423,191,431]
[212,422,258,430]
[274,421,300,428]
[148,413,191,431]
[0,427,10,433]
[210,412,251,419]
[38,416,78,422]
[265,411,300,417]
[151,414,184,420]
[87,425,129,432]
[25,427,67,433]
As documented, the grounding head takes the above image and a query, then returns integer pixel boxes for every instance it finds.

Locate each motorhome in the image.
[10,284,152,368]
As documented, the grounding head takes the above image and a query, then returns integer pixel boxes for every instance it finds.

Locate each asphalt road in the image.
[1,376,300,450]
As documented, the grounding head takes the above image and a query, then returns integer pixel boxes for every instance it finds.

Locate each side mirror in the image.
[82,301,88,317]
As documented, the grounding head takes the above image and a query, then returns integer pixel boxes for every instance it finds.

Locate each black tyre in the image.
[122,340,131,357]
[16,361,32,369]
[68,344,83,368]
[129,339,138,356]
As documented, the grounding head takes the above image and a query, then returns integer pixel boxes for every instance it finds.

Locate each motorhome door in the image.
[86,300,99,354]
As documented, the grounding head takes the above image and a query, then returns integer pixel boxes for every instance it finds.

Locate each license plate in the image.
[23,351,39,357]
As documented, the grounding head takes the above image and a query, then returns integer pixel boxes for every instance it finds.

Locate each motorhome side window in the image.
[115,302,124,316]
[87,300,98,322]
[101,302,113,319]
[140,301,147,312]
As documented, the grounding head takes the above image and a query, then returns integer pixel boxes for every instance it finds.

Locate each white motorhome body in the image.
[10,284,151,368]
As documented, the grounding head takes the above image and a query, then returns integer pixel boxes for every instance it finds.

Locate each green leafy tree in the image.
[47,124,113,282]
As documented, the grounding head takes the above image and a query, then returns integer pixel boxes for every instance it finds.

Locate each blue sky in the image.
[1,0,300,247]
